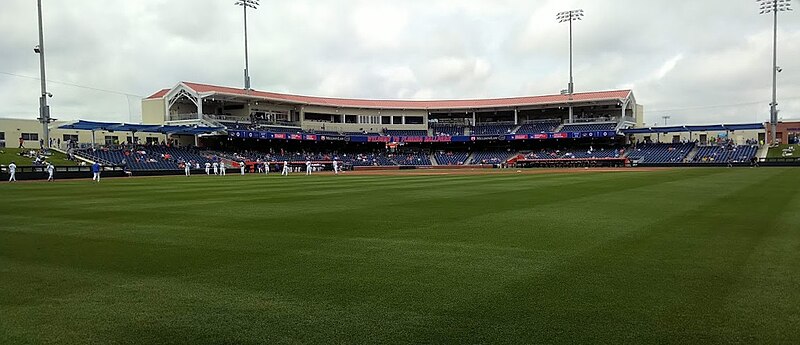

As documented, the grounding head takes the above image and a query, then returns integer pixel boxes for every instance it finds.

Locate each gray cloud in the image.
[0,0,798,125]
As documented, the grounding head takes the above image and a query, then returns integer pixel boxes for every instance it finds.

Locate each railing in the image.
[572,117,618,123]
[206,114,247,123]
[167,113,199,121]
[474,121,516,126]
[521,118,561,124]
[201,115,224,129]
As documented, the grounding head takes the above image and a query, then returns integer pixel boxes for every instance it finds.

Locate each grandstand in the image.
[75,146,219,171]
[471,123,517,136]
[516,121,560,134]
[559,122,617,132]
[385,130,428,137]
[431,124,466,136]
[435,151,469,165]
[626,143,695,164]
[0,81,773,176]
[470,151,515,165]
[140,82,639,140]
[693,145,759,163]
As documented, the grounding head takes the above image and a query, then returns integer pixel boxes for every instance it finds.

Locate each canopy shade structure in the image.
[58,120,123,131]
[621,123,765,135]
[112,124,163,132]
[59,120,222,135]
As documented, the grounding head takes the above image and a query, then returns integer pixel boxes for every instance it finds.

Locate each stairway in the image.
[756,145,770,159]
[429,153,439,166]
[684,146,701,162]
[465,152,477,165]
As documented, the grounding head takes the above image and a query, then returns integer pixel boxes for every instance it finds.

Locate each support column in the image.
[196,97,204,120]
[472,112,476,126]
[568,106,574,123]
[621,99,629,122]
[514,109,519,125]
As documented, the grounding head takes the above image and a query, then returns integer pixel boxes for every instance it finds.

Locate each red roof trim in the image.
[167,82,631,110]
[146,89,170,99]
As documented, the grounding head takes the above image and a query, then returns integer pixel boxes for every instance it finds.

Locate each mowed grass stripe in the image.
[402,168,796,343]
[1,168,798,344]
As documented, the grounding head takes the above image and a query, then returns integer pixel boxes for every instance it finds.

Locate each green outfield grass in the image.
[0,148,73,166]
[1,169,799,344]
[767,144,799,158]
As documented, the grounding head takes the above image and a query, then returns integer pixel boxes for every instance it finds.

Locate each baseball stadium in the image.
[2,1,800,344]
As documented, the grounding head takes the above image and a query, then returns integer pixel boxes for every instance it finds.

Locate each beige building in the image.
[0,117,167,149]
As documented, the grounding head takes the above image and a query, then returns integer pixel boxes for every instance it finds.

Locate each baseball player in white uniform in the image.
[212,161,219,175]
[332,159,339,175]
[8,162,17,182]
[220,161,226,176]
[46,162,54,182]
[204,162,211,175]
[184,162,191,176]
[305,160,312,175]
[282,161,289,176]
[240,161,246,175]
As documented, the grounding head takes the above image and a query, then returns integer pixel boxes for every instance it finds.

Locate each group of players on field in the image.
[188,159,341,177]
[7,158,340,182]
[6,161,103,183]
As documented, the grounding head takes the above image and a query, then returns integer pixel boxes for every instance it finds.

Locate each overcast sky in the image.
[1,0,799,125]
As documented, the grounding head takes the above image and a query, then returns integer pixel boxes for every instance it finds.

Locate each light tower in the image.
[557,9,584,124]
[35,0,53,146]
[757,0,792,145]
[556,9,584,95]
[235,0,259,90]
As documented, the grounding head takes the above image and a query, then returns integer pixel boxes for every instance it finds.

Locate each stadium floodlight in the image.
[757,0,792,145]
[556,9,584,95]
[235,0,260,90]
[35,0,52,146]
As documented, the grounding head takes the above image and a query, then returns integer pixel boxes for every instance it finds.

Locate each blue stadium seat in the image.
[559,123,617,132]
[627,143,694,164]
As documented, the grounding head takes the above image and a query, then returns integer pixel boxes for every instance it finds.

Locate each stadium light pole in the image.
[662,115,671,126]
[35,0,52,147]
[557,9,584,95]
[757,0,792,146]
[557,9,583,124]
[235,0,259,90]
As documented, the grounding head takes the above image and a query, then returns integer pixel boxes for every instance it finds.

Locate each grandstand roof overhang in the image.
[59,120,223,135]
[621,123,765,135]
[149,82,634,111]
